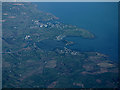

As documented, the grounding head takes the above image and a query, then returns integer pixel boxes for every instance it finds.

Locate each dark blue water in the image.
[36,40,65,51]
[35,2,118,61]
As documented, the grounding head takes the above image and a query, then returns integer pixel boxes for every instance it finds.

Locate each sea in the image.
[35,2,118,62]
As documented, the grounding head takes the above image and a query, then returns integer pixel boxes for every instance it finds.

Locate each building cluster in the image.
[56,35,66,40]
[56,47,79,56]
[30,19,65,30]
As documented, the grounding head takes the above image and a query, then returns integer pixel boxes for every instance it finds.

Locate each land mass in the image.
[2,2,118,88]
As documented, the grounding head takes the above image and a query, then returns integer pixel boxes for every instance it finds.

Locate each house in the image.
[25,35,30,40]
